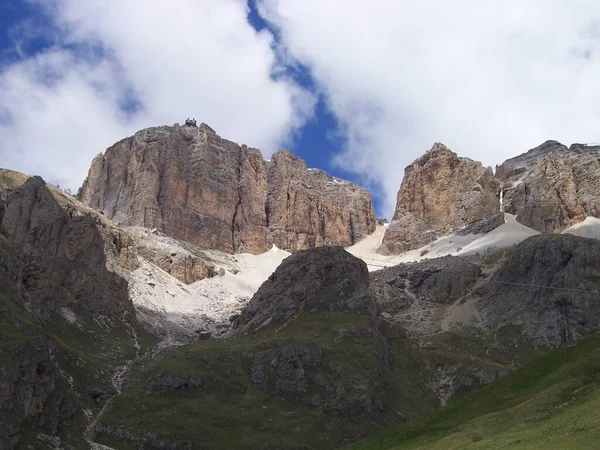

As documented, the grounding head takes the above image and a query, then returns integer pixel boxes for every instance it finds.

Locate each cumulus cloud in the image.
[258,0,600,216]
[0,0,314,190]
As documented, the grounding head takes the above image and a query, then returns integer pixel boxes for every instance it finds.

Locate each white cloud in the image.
[258,0,600,216]
[0,0,314,190]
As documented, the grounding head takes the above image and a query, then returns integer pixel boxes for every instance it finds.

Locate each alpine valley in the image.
[2,122,600,450]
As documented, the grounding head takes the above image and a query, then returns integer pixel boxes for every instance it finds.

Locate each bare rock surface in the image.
[1,176,134,319]
[496,140,600,233]
[232,246,376,333]
[79,123,375,254]
[479,233,600,346]
[379,143,500,254]
[135,233,216,285]
[369,256,480,334]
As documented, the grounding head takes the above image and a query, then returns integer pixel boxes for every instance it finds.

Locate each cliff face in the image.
[479,233,600,346]
[496,141,600,233]
[79,123,376,254]
[379,140,600,255]
[0,175,142,449]
[1,176,135,320]
[379,143,500,254]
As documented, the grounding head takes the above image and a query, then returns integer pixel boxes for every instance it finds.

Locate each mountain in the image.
[79,123,376,254]
[378,143,500,255]
[2,127,600,449]
[380,140,600,254]
[0,171,154,449]
[496,140,600,233]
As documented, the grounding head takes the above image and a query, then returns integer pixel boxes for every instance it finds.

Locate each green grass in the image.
[348,334,600,450]
[97,310,439,449]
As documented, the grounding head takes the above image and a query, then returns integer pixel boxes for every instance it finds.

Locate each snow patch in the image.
[347,226,480,270]
[456,214,539,256]
[129,237,290,336]
[348,214,540,271]
[562,216,600,240]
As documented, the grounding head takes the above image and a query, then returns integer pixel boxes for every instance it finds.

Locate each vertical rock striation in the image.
[496,141,600,233]
[379,143,500,254]
[79,123,376,254]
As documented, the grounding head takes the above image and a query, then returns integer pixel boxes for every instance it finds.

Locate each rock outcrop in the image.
[496,141,600,233]
[479,233,600,346]
[232,246,376,333]
[379,143,500,254]
[136,239,216,285]
[1,176,135,320]
[370,256,481,334]
[79,123,376,254]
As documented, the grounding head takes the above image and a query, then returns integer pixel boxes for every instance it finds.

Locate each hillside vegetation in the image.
[349,334,600,450]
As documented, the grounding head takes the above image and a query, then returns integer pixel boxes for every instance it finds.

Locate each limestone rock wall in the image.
[379,143,500,254]
[80,124,376,254]
[496,141,600,233]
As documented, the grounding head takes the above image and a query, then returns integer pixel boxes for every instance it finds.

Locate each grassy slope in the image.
[349,335,600,450]
[98,310,440,449]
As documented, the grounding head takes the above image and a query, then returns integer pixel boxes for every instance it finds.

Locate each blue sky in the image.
[0,0,381,211]
[1,1,600,217]
[245,0,362,203]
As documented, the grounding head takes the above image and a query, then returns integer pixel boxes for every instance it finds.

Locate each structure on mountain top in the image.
[185,118,197,126]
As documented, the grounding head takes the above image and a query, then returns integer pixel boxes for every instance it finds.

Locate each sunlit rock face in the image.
[80,123,376,254]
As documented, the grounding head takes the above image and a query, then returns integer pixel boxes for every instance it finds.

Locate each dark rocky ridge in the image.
[79,123,376,254]
[372,232,600,347]
[1,176,135,319]
[479,233,600,346]
[232,246,376,334]
[0,175,145,449]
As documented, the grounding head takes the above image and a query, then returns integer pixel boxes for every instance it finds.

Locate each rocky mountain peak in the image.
[497,140,600,233]
[380,138,600,254]
[79,123,376,254]
[425,141,450,154]
[379,142,500,254]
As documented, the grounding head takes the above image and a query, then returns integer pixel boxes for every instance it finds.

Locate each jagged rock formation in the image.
[79,123,375,254]
[479,233,600,346]
[1,176,135,319]
[379,143,500,254]
[496,141,600,233]
[0,175,147,449]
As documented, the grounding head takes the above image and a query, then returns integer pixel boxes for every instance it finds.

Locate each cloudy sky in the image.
[1,0,599,216]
